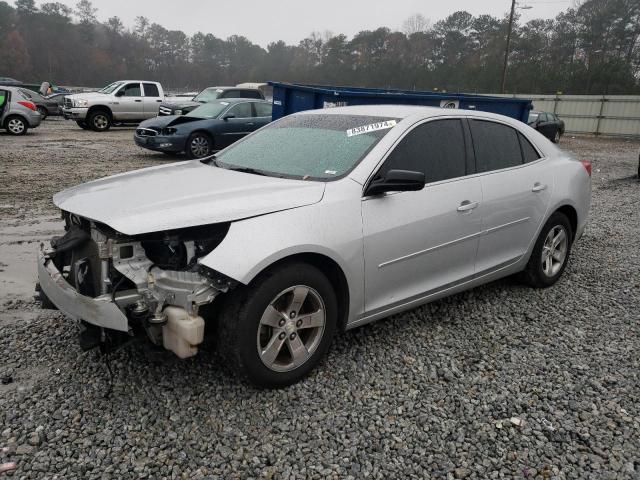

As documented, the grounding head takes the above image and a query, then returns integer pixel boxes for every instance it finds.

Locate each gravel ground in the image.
[1,120,639,479]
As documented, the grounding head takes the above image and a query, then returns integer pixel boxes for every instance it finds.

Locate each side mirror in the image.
[365,169,425,196]
[222,114,235,121]
[115,89,125,97]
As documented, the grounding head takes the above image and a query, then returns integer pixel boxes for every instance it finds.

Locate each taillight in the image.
[580,160,592,177]
[18,101,37,112]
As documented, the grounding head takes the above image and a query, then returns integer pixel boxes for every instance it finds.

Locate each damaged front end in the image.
[37,212,235,358]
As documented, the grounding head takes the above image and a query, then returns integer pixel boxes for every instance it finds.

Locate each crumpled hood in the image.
[53,161,325,235]
[138,115,216,130]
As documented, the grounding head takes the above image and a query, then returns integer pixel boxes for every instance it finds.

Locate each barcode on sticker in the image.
[347,120,397,137]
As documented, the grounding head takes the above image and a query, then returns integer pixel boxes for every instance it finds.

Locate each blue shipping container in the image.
[268,82,533,123]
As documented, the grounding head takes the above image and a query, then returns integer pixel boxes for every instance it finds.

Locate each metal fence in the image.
[492,94,640,137]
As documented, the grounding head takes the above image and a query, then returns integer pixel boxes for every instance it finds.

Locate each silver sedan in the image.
[38,105,591,387]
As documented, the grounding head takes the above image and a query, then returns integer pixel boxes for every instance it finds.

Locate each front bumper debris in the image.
[37,248,130,332]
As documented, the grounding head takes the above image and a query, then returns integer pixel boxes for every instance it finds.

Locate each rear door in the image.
[142,83,162,118]
[469,119,554,273]
[115,82,144,120]
[251,102,272,129]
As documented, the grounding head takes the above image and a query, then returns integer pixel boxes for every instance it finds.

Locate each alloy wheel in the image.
[93,114,109,130]
[541,225,568,277]
[7,118,25,134]
[256,285,326,372]
[190,136,210,158]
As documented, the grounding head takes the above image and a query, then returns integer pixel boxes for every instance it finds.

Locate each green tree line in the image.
[1,0,639,93]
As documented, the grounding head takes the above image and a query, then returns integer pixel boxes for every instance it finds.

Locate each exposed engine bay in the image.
[38,211,236,358]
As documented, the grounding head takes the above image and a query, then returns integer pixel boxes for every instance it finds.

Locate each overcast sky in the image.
[36,0,571,46]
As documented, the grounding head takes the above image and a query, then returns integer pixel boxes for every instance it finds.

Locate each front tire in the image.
[552,129,561,143]
[520,212,572,288]
[76,120,90,130]
[186,132,213,159]
[5,115,28,135]
[88,110,111,132]
[217,263,337,388]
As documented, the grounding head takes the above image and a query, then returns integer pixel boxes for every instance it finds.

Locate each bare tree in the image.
[402,13,430,35]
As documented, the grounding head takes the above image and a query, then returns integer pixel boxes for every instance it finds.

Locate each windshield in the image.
[528,112,539,123]
[212,114,399,180]
[186,101,230,119]
[193,87,223,103]
[99,81,124,94]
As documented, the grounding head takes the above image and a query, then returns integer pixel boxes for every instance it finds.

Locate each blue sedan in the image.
[134,99,272,158]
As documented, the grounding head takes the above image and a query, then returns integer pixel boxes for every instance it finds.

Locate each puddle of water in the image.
[0,217,64,299]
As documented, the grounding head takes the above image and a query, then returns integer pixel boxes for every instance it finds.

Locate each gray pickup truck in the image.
[62,80,167,131]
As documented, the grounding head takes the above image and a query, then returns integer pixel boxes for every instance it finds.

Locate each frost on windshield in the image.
[215,114,399,180]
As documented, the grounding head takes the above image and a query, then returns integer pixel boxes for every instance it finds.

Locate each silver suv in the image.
[0,86,42,135]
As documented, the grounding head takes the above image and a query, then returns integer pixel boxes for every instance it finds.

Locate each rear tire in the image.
[37,106,48,120]
[186,132,213,159]
[519,212,572,288]
[5,115,28,135]
[217,262,337,388]
[88,110,111,132]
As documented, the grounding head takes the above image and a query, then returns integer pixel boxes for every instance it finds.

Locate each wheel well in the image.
[87,105,112,118]
[4,114,26,127]
[556,205,577,241]
[255,253,350,332]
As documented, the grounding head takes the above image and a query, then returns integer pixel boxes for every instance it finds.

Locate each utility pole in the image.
[500,0,516,94]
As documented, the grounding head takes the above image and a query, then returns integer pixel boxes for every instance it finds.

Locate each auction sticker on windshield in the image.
[346,120,397,137]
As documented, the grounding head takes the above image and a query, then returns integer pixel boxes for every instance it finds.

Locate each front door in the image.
[468,119,554,273]
[217,102,255,148]
[0,89,8,119]
[362,118,482,315]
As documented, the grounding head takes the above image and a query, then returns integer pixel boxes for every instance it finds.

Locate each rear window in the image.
[241,90,262,99]
[469,120,523,172]
[518,132,541,163]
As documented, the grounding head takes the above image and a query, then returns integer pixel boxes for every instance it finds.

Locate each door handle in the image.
[134,99,142,102]
[532,182,547,192]
[457,200,479,212]
[156,99,162,102]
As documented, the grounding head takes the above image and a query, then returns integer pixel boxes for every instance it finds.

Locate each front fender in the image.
[199,180,365,320]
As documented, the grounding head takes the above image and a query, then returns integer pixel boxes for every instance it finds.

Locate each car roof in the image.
[197,98,270,105]
[294,104,518,121]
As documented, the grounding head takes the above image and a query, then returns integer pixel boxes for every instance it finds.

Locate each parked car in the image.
[62,80,166,131]
[0,86,42,135]
[157,86,264,116]
[0,77,23,86]
[528,111,565,143]
[18,88,61,119]
[135,99,272,158]
[37,106,591,387]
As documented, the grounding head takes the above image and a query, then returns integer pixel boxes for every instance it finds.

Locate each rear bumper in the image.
[37,249,130,332]
[27,112,42,128]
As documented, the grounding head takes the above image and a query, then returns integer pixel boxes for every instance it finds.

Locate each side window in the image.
[122,83,141,97]
[221,90,240,99]
[241,90,262,99]
[518,132,541,163]
[380,119,467,183]
[143,83,160,97]
[469,120,523,172]
[539,113,549,122]
[253,102,272,117]
[227,102,252,118]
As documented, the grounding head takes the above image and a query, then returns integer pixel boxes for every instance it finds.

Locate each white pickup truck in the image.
[62,80,170,131]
